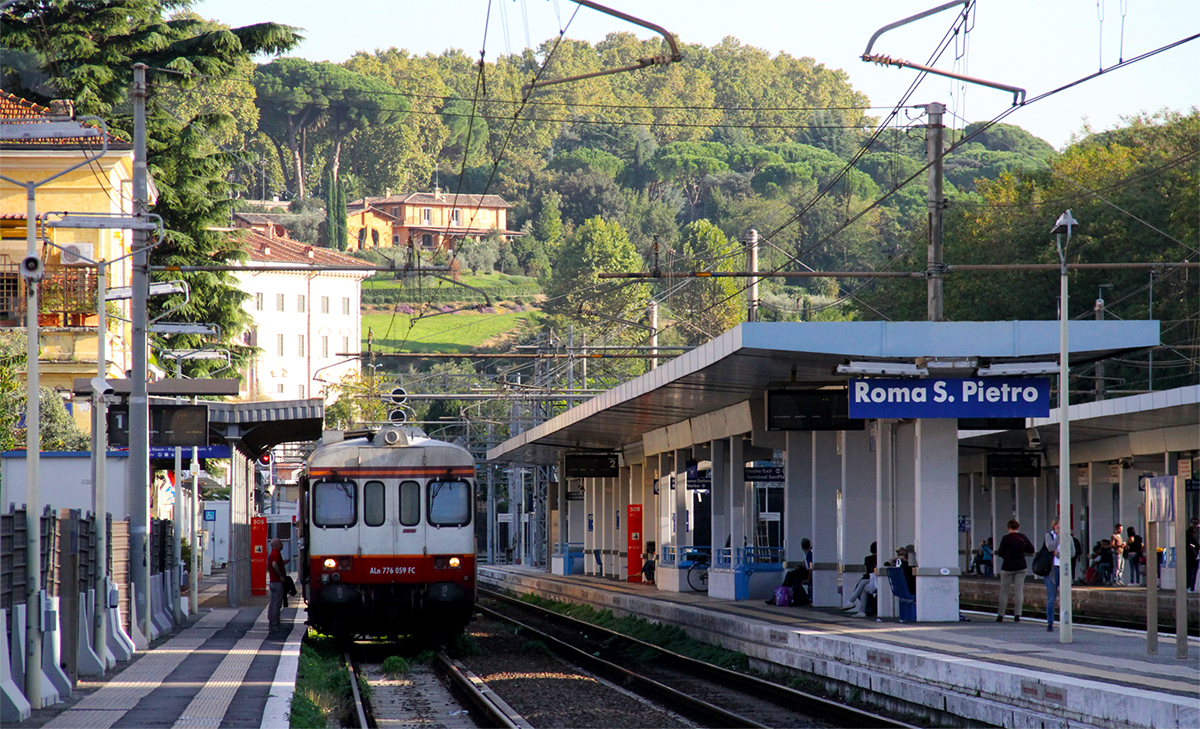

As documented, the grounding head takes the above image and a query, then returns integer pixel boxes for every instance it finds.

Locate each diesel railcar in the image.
[298,425,476,638]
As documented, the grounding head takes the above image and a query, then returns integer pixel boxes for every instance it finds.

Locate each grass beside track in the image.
[290,631,364,728]
[513,593,750,671]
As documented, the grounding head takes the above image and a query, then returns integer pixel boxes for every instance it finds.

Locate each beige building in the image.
[346,188,519,252]
[0,92,144,400]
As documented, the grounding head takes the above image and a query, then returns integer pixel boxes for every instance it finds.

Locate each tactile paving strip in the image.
[44,610,238,729]
[172,609,271,727]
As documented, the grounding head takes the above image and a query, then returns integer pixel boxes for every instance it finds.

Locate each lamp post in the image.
[1052,209,1077,643]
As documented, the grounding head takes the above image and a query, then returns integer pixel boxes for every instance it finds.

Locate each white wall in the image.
[235,270,363,401]
[1,452,131,517]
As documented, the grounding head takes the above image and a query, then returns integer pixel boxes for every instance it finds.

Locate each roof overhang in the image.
[487,320,1161,466]
[207,399,324,459]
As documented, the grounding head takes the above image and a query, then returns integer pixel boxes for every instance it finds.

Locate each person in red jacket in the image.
[995,519,1035,622]
[267,538,286,630]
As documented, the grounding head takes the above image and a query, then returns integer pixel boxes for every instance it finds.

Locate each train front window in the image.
[363,481,385,526]
[428,479,471,526]
[399,480,420,526]
[313,480,356,527]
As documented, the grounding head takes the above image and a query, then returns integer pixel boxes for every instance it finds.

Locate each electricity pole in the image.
[130,63,152,643]
[925,102,946,322]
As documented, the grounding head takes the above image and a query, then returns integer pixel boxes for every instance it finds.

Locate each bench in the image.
[886,566,916,622]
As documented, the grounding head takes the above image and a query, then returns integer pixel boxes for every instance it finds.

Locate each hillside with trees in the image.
[3,3,1194,440]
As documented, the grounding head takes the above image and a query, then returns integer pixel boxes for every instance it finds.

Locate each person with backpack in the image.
[995,519,1035,622]
[1043,519,1062,632]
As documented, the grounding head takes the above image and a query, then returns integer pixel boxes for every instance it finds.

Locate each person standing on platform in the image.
[1125,526,1144,586]
[268,537,286,630]
[1043,519,1062,632]
[982,538,994,577]
[995,519,1035,622]
[1111,524,1126,585]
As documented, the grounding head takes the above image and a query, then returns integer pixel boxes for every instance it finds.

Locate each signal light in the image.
[259,452,271,465]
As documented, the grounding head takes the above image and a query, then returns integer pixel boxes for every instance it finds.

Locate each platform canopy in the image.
[207,398,324,458]
[487,321,1160,466]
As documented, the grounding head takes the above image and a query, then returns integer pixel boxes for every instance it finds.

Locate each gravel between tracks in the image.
[456,617,693,728]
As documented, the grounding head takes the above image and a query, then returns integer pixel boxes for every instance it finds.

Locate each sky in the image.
[191,0,1199,149]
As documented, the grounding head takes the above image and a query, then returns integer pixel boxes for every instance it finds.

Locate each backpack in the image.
[774,585,793,607]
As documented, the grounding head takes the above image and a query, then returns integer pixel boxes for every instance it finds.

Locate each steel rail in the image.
[474,602,764,728]
[479,588,921,729]
[344,651,371,729]
[434,651,529,729]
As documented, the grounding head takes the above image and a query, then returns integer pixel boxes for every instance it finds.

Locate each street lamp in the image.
[1051,209,1076,643]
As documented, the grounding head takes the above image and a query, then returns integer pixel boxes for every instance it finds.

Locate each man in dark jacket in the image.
[995,519,1035,622]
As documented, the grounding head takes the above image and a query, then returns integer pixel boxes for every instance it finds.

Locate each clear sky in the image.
[192,0,1198,149]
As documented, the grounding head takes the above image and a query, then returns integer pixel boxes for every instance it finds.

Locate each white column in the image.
[784,431,812,565]
[875,420,896,617]
[711,439,730,558]
[811,431,840,607]
[841,429,876,581]
[583,477,596,575]
[729,438,746,553]
[914,418,960,621]
[673,449,689,553]
[616,468,630,580]
[893,421,917,552]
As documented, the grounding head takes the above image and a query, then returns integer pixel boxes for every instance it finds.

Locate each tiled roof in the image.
[354,191,511,209]
[346,204,399,220]
[0,91,47,118]
[237,230,372,275]
[233,211,289,225]
[0,90,127,147]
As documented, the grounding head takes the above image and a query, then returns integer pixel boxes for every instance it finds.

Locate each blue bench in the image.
[886,566,916,622]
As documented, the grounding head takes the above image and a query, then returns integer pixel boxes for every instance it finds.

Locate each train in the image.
[298,425,477,638]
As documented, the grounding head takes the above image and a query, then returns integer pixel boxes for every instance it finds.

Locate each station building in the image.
[487,320,1197,620]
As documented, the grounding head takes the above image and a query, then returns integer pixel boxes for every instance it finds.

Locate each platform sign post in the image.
[250,517,267,596]
[1143,475,1187,657]
[627,505,643,582]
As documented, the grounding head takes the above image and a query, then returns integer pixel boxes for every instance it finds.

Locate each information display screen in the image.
[765,389,864,431]
[565,453,619,478]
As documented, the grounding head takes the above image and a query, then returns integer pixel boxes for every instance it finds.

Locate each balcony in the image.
[0,262,98,328]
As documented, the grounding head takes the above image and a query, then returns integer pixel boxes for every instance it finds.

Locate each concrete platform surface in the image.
[480,565,1200,729]
[19,570,305,729]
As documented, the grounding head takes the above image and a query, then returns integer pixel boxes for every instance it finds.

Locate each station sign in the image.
[149,445,232,459]
[848,378,1050,419]
[744,465,785,483]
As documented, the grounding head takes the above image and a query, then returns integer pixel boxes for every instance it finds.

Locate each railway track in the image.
[344,646,532,728]
[477,589,919,728]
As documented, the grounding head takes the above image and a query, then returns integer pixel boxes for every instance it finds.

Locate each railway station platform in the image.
[479,565,1200,729]
[20,570,306,729]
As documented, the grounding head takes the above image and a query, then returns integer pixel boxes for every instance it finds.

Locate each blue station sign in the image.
[848,378,1050,419]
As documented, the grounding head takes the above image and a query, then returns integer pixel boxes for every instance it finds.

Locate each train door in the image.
[397,478,427,557]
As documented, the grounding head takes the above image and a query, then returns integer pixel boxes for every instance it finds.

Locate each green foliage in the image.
[457,235,500,274]
[520,640,554,658]
[517,593,750,671]
[448,631,483,657]
[0,331,25,453]
[669,220,745,343]
[381,655,409,676]
[1,3,301,381]
[292,638,347,728]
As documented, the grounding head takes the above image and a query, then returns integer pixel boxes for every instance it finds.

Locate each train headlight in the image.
[448,557,461,568]
[323,558,337,569]
[330,572,341,583]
